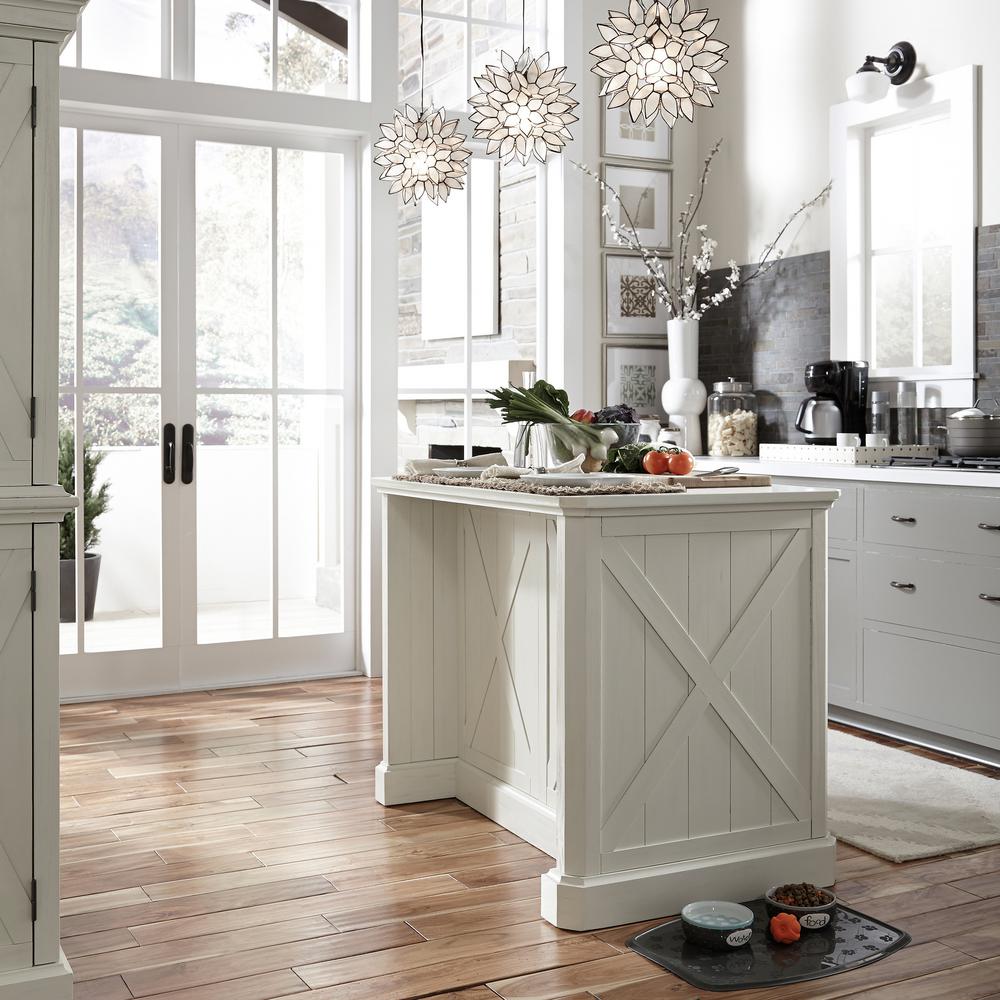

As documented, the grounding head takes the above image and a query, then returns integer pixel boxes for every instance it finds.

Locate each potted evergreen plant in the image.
[58,429,111,623]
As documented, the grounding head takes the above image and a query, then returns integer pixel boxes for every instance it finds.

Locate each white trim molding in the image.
[830,65,980,408]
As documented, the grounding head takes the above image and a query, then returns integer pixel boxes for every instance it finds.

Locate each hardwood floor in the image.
[59,678,1000,999]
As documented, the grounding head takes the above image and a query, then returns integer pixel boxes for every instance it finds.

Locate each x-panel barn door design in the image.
[461,507,550,802]
[599,521,815,873]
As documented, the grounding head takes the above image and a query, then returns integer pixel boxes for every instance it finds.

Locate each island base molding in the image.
[0,953,73,1000]
[376,759,558,857]
[540,837,837,931]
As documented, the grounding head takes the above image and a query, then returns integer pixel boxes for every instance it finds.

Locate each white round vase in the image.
[661,318,707,455]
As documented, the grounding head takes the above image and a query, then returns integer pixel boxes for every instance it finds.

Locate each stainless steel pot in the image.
[941,397,1000,457]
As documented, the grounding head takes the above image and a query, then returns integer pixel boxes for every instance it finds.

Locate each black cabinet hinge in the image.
[30,86,37,131]
[30,570,37,612]
[29,397,36,439]
[30,879,37,921]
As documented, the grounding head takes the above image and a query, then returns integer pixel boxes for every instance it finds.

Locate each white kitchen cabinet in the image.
[0,4,83,999]
[769,467,1000,762]
[827,549,858,706]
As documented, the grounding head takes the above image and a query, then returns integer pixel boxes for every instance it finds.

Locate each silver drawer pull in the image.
[979,523,1000,531]
[890,581,916,592]
[890,515,916,524]
[980,593,1000,603]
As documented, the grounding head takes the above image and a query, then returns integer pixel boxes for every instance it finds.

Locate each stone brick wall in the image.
[397,162,538,370]
[699,224,1000,444]
[699,252,831,443]
[978,224,1000,399]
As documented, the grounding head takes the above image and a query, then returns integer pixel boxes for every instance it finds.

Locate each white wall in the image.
[569,0,701,410]
[694,0,1000,264]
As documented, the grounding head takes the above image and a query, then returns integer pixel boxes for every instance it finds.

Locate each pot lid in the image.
[713,377,753,394]
[951,397,1000,421]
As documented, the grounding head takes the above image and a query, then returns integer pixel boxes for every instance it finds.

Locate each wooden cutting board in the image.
[662,473,772,488]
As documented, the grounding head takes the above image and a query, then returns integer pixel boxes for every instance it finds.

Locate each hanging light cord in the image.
[420,0,426,110]
[521,0,526,53]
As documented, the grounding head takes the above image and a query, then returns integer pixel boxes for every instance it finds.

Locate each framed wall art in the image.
[604,344,668,419]
[604,253,671,337]
[601,163,672,250]
[602,104,672,162]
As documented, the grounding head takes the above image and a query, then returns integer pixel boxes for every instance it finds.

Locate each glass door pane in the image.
[60,125,165,656]
[196,394,273,643]
[196,141,272,387]
[278,395,343,636]
[82,393,163,652]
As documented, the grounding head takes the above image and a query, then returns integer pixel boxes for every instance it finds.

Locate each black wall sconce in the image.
[845,41,917,101]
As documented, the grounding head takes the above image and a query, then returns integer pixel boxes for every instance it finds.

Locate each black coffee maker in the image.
[795,361,869,444]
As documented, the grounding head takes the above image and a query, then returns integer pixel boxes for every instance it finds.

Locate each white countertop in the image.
[707,456,1000,489]
[374,476,839,515]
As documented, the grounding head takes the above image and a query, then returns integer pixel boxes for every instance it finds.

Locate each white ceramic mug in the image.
[836,433,861,448]
[866,433,890,447]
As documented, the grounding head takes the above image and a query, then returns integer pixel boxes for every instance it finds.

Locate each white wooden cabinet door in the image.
[0,524,34,972]
[0,39,34,487]
[828,551,858,707]
[598,516,816,872]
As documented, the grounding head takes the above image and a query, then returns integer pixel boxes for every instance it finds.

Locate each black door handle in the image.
[181,423,194,484]
[163,423,176,484]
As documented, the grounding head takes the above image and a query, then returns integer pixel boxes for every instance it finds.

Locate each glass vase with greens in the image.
[486,380,619,472]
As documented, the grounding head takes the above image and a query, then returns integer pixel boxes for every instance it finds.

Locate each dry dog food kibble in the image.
[772,883,832,908]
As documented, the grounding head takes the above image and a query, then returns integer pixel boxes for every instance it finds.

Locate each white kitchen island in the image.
[374,477,840,930]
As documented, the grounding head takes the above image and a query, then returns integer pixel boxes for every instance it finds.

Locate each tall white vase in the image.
[661,317,707,455]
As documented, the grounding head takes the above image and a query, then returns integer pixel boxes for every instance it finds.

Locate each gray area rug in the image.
[828,730,1000,862]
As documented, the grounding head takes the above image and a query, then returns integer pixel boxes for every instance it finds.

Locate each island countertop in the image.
[373,476,841,513]
[375,476,839,930]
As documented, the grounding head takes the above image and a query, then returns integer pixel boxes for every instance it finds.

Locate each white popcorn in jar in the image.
[708,408,758,457]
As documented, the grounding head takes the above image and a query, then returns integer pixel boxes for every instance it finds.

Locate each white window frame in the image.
[395,0,551,461]
[830,64,979,407]
[62,0,361,99]
[397,1,547,116]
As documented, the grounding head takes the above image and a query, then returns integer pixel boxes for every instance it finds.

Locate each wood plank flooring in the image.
[59,678,1000,999]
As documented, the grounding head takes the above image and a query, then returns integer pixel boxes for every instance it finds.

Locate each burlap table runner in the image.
[391,473,685,496]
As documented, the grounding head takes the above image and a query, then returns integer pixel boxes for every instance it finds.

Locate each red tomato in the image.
[667,451,695,476]
[570,409,594,424]
[642,450,671,475]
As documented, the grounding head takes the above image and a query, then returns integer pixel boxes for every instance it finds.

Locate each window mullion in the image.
[271,145,280,639]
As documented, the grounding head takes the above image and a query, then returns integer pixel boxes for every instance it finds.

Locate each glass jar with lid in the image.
[707,378,759,457]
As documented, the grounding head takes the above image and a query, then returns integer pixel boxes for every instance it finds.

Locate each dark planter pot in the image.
[59,553,102,623]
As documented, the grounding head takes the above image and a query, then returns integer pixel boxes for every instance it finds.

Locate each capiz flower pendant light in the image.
[590,0,729,126]
[374,0,471,204]
[468,1,579,166]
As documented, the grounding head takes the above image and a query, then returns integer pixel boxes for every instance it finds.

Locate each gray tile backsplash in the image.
[979,224,1000,401]
[698,224,1000,444]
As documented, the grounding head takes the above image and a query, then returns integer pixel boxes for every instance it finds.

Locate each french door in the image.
[58,115,357,698]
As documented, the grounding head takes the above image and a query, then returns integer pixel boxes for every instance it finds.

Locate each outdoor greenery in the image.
[58,429,111,561]
[58,8,348,450]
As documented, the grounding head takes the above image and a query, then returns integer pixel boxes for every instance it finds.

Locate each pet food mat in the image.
[628,898,910,992]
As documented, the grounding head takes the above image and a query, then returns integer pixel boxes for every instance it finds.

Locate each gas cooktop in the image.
[878,455,1000,472]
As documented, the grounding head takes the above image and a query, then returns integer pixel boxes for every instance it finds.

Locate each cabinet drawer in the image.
[861,550,1000,644]
[863,629,1000,742]
[864,487,1000,557]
